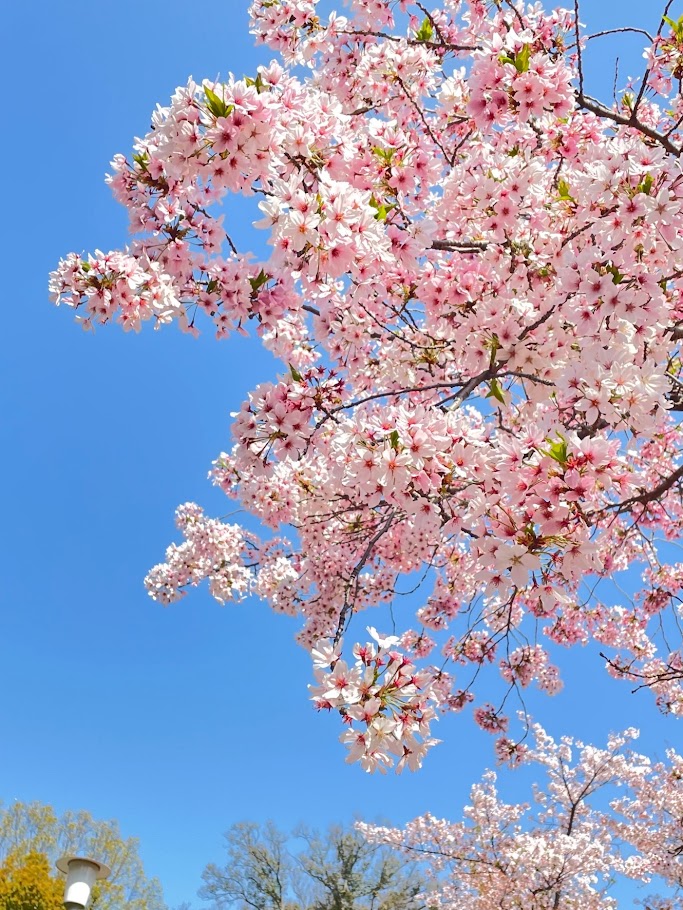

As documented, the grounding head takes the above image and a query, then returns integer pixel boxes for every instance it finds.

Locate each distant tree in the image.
[294,826,425,910]
[0,851,63,910]
[0,802,165,910]
[200,822,425,910]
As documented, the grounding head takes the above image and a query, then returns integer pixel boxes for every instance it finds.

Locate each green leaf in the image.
[374,202,396,221]
[545,435,569,466]
[369,194,395,221]
[663,14,683,38]
[245,73,267,93]
[389,429,400,449]
[415,17,433,42]
[513,44,531,73]
[486,379,506,403]
[289,364,303,382]
[607,265,624,285]
[204,85,233,119]
[372,146,395,165]
[487,334,500,368]
[556,178,575,203]
[132,152,149,171]
[638,174,654,196]
[249,269,270,292]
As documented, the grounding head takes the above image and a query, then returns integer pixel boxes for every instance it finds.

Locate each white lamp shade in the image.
[56,857,111,910]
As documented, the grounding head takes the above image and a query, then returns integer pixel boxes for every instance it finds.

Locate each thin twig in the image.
[328,381,472,414]
[394,72,453,163]
[586,27,654,42]
[631,0,675,120]
[333,510,396,644]
[339,28,477,52]
[573,0,584,98]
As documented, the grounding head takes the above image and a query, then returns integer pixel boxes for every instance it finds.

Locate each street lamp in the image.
[56,856,111,910]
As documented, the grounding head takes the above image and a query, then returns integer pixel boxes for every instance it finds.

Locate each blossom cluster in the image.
[310,629,440,773]
[144,504,299,613]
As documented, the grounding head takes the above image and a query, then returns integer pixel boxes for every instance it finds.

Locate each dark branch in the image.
[576,92,682,156]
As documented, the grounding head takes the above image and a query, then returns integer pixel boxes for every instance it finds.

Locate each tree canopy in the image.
[48,0,683,903]
[200,821,425,910]
[0,852,64,910]
[51,0,683,770]
[0,802,165,910]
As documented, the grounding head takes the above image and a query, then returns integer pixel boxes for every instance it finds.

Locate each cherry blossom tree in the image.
[51,0,683,771]
[360,722,683,909]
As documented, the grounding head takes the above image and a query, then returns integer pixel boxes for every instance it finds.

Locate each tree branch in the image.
[431,239,489,252]
[613,464,683,511]
[576,92,682,156]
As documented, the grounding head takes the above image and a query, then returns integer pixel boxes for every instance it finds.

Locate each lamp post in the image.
[55,857,111,910]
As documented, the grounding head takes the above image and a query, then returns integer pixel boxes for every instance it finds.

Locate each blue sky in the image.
[2,0,681,907]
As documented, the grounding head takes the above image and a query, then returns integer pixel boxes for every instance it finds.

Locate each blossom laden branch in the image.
[576,91,682,155]
[51,0,683,769]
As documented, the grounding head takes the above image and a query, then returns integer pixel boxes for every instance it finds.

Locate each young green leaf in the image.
[373,202,396,221]
[133,152,149,171]
[245,73,267,93]
[513,44,531,74]
[607,265,624,285]
[556,178,575,203]
[204,85,233,119]
[545,435,569,466]
[638,174,654,196]
[249,270,270,293]
[663,14,683,38]
[487,334,500,369]
[372,147,395,165]
[486,379,506,403]
[415,17,433,42]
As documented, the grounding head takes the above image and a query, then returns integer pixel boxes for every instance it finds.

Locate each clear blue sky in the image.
[1,1,680,907]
